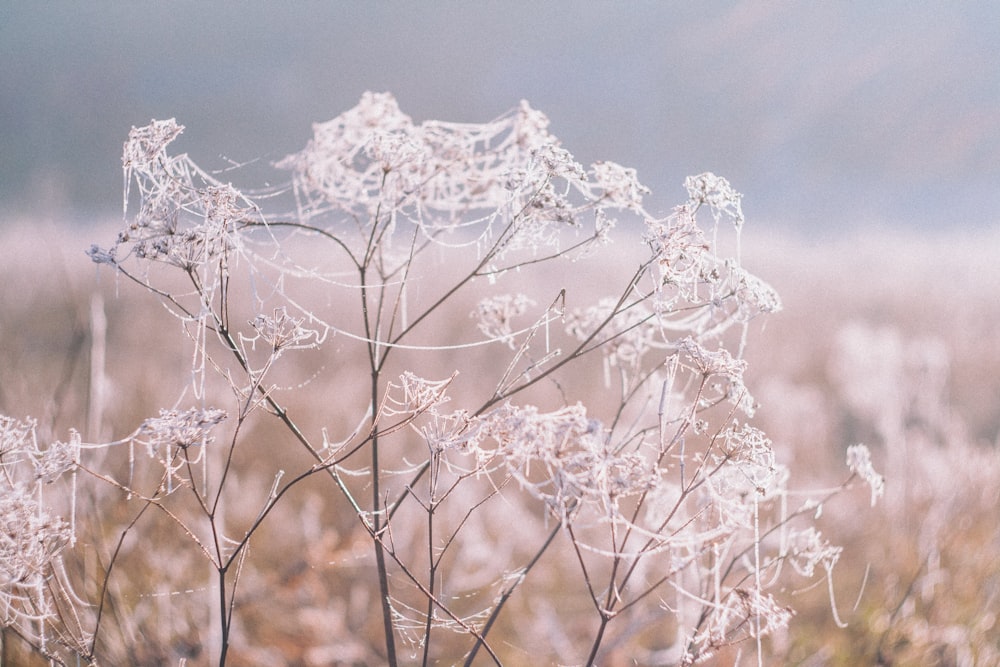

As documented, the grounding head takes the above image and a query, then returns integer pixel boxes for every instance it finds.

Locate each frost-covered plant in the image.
[0,416,88,661]
[3,93,879,665]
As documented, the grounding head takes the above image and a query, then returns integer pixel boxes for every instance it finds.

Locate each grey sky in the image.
[2,2,998,235]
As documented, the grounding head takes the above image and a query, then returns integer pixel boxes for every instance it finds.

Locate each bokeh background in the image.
[3,1,999,235]
[2,3,999,665]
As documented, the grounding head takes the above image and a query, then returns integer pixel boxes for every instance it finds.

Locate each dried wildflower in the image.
[366,130,426,173]
[724,588,792,638]
[473,294,535,348]
[645,209,711,310]
[1,415,36,467]
[0,485,72,587]
[683,172,744,230]
[512,99,554,150]
[682,588,793,665]
[676,337,756,415]
[591,160,650,211]
[383,372,456,418]
[279,91,494,219]
[846,443,885,506]
[250,307,318,352]
[419,410,483,456]
[83,111,264,284]
[531,143,585,182]
[123,118,185,173]
[76,96,849,664]
[731,266,782,320]
[137,407,227,453]
[34,430,80,484]
[677,336,747,379]
[478,402,657,521]
[787,527,842,577]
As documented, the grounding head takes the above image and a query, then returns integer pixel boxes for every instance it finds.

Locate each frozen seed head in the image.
[34,430,81,484]
[0,484,72,589]
[1,415,37,466]
[473,294,536,349]
[250,307,319,352]
[591,160,650,211]
[787,527,842,577]
[677,336,747,379]
[123,118,184,173]
[683,172,744,230]
[846,443,885,506]
[138,407,228,452]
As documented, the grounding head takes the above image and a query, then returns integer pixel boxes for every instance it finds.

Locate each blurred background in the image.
[3,1,999,236]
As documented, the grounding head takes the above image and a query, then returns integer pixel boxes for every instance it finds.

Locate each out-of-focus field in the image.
[2,220,998,665]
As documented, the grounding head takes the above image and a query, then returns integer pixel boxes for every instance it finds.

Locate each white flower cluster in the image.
[89,121,255,271]
[137,407,227,452]
[643,174,780,329]
[0,415,82,651]
[276,92,648,263]
[476,403,656,521]
[683,172,745,230]
[249,307,319,353]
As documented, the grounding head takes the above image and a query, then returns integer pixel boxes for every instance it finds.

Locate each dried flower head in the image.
[122,118,185,174]
[683,172,745,230]
[1,415,36,467]
[250,307,319,352]
[473,294,536,349]
[787,527,842,577]
[846,443,885,506]
[137,407,228,453]
[591,161,650,211]
[34,430,81,484]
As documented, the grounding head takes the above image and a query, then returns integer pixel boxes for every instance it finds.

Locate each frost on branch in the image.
[133,408,227,492]
[72,93,880,664]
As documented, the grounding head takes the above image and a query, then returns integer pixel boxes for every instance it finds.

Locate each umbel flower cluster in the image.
[1,93,880,666]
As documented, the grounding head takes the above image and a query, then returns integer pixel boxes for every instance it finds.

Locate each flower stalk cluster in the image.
[2,93,880,666]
